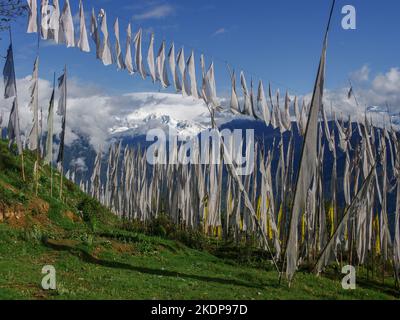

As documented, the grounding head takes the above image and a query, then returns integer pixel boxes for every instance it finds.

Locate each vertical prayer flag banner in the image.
[100,9,113,66]
[3,42,23,155]
[57,68,67,165]
[3,45,17,99]
[60,0,75,47]
[44,85,55,165]
[286,26,330,283]
[27,57,39,151]
[77,0,90,53]
[27,0,38,34]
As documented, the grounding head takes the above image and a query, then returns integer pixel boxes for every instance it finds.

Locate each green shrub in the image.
[171,228,209,251]
[80,232,94,246]
[147,215,173,237]
[21,225,44,244]
[0,185,27,206]
[77,197,99,221]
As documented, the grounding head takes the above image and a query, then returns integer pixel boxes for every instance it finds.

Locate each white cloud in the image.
[133,4,175,20]
[350,65,370,82]
[69,157,88,172]
[212,28,227,37]
[303,67,400,127]
[372,68,400,95]
[0,77,221,152]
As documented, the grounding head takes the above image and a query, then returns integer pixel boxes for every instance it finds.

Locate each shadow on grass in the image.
[356,278,399,298]
[323,270,399,298]
[96,232,180,254]
[43,239,275,290]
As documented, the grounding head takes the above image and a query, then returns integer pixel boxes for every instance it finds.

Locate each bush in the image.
[0,185,27,206]
[147,215,174,237]
[21,225,44,244]
[80,232,94,246]
[121,215,210,250]
[77,197,105,230]
[173,229,209,251]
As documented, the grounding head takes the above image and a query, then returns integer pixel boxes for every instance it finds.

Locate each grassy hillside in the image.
[0,139,398,300]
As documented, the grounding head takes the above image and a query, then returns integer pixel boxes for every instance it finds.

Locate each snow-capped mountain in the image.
[109,113,209,138]
[103,92,234,140]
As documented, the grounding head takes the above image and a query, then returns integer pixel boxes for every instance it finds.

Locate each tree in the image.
[0,0,27,32]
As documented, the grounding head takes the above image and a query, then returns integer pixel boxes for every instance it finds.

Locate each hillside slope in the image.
[0,139,398,300]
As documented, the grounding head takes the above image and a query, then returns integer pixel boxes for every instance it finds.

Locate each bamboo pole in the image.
[59,66,67,200]
[20,152,26,181]
[50,164,53,197]
[35,0,41,196]
[8,27,25,182]
[50,73,56,198]
[382,261,385,285]
[59,167,63,200]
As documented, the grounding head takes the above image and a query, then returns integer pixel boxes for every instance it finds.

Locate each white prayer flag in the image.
[27,57,40,151]
[125,23,134,74]
[176,48,187,96]
[286,38,327,282]
[48,0,61,43]
[114,18,125,70]
[134,28,146,79]
[3,45,17,99]
[77,0,90,52]
[60,0,75,47]
[257,80,270,125]
[147,33,156,83]
[90,7,101,59]
[155,41,170,88]
[27,0,38,34]
[168,43,181,92]
[99,9,113,66]
[185,51,198,99]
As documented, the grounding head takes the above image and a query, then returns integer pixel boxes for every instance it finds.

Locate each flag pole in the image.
[9,27,25,181]
[35,57,40,196]
[59,66,67,201]
[35,6,42,196]
[50,72,55,197]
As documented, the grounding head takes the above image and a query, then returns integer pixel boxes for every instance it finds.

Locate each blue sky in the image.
[1,0,399,98]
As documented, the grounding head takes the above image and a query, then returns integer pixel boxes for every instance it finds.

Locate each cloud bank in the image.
[0,77,216,151]
[0,65,399,154]
[305,66,400,126]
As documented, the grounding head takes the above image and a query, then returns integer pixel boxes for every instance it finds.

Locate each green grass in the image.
[0,139,399,300]
[0,222,398,300]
